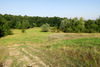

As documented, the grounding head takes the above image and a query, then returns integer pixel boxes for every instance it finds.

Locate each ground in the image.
[0,27,100,67]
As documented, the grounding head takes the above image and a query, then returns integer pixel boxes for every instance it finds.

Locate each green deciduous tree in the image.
[15,21,22,29]
[60,19,70,32]
[73,17,78,23]
[0,14,12,37]
[22,20,30,29]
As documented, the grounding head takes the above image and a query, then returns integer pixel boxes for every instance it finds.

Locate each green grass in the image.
[51,38,100,48]
[0,27,100,67]
[0,27,52,46]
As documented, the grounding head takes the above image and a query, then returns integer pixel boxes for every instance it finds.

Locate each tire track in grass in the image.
[3,45,48,67]
[3,46,36,67]
[2,47,17,67]
[22,48,47,67]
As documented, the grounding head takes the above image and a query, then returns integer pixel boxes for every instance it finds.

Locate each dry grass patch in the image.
[0,46,9,67]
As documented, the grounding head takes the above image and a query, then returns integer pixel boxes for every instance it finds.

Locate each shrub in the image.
[41,23,50,32]
[50,27,57,32]
[21,29,25,33]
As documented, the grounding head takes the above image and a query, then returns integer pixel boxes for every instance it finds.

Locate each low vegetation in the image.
[0,28,100,67]
[41,23,50,32]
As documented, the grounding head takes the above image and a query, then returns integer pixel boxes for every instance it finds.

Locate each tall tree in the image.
[15,21,22,29]
[0,14,12,37]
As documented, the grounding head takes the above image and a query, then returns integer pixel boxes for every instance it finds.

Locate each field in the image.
[0,27,100,67]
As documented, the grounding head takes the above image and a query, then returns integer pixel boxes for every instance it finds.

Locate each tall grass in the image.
[42,38,100,67]
[23,38,100,67]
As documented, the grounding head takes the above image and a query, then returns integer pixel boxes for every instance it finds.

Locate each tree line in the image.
[59,17,100,33]
[0,14,100,37]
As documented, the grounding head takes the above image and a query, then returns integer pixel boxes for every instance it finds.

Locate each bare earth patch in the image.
[14,44,20,46]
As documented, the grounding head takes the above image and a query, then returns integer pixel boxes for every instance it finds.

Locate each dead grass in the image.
[0,46,9,67]
[46,33,100,41]
[36,46,100,67]
[42,33,100,48]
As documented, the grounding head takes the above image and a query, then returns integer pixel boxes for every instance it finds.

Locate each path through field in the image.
[3,44,47,67]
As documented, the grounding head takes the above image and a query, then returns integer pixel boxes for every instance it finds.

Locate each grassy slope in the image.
[0,27,100,67]
[0,27,51,46]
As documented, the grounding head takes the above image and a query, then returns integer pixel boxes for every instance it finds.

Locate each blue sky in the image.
[0,0,100,20]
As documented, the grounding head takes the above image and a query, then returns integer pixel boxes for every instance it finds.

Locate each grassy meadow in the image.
[0,27,100,67]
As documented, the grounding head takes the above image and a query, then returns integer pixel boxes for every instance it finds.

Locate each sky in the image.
[0,0,100,20]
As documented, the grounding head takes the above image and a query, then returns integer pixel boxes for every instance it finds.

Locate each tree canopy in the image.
[0,13,100,37]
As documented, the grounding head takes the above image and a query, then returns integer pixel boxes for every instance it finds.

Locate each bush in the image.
[50,27,57,32]
[21,29,25,33]
[41,23,50,32]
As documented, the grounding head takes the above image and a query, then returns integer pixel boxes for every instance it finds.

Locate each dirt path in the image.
[3,45,48,67]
